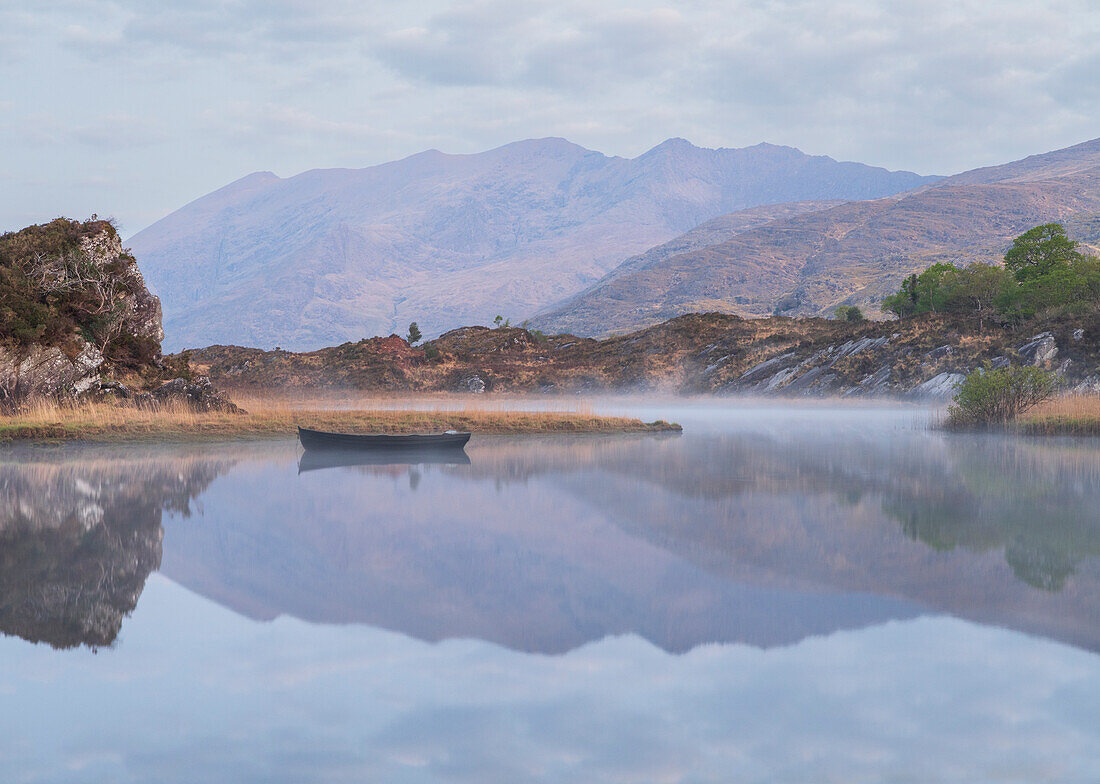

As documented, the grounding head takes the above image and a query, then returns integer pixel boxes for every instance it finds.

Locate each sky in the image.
[1,0,1099,235]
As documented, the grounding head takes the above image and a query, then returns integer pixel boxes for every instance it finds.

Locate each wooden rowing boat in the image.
[297,426,471,451]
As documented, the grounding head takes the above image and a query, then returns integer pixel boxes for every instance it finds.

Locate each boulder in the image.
[134,377,243,414]
[3,343,106,403]
[459,374,487,394]
[1017,332,1058,365]
[909,372,965,400]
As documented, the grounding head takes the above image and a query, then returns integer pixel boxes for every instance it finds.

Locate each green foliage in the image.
[1003,223,1083,282]
[947,364,1056,428]
[528,329,550,345]
[493,315,510,328]
[884,223,1099,328]
[423,344,440,361]
[0,217,153,369]
[833,305,865,323]
[406,321,422,345]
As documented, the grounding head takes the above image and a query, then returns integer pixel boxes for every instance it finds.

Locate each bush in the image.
[884,224,1099,329]
[946,364,1056,428]
[834,305,865,323]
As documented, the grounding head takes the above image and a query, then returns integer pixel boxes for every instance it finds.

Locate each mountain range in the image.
[534,138,1100,335]
[128,139,935,351]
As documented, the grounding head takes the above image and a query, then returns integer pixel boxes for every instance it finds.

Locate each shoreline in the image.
[0,407,681,444]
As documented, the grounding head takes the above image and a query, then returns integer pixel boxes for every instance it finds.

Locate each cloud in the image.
[3,0,1100,231]
[371,3,692,90]
[201,102,398,148]
[16,112,167,150]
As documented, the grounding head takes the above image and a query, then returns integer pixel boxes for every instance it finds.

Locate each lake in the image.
[2,402,1100,783]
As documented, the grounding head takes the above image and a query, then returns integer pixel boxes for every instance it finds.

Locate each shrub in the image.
[946,364,1056,428]
[423,344,440,361]
[834,305,865,323]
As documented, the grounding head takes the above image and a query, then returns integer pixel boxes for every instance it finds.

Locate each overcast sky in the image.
[2,0,1099,235]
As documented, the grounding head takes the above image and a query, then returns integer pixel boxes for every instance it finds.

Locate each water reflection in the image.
[297,447,471,473]
[0,447,230,648]
[3,416,1100,655]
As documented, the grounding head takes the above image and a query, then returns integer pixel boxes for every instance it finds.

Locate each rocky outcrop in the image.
[0,344,105,403]
[78,227,164,347]
[0,219,165,407]
[180,312,1100,400]
[1017,332,1059,365]
[141,377,243,413]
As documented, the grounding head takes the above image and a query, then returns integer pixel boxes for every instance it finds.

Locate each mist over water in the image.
[2,404,1100,781]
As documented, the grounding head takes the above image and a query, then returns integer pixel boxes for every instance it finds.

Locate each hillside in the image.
[181,311,1100,399]
[128,138,934,351]
[534,138,1100,336]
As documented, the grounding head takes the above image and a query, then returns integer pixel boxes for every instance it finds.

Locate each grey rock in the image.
[989,356,1011,369]
[9,343,106,401]
[460,375,486,394]
[1074,329,1086,341]
[137,377,243,414]
[738,352,797,383]
[835,336,889,359]
[1017,332,1058,365]
[910,372,965,400]
[857,366,892,394]
[926,344,953,360]
[1073,376,1100,394]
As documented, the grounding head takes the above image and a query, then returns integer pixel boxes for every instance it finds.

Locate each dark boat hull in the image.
[297,426,471,451]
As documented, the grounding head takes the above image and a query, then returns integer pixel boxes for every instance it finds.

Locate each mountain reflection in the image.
[0,448,231,649]
[6,418,1100,656]
[160,426,1100,655]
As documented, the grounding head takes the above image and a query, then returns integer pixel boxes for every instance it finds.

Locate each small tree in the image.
[947,262,1013,333]
[1004,223,1082,282]
[407,322,422,344]
[834,305,864,323]
[946,364,1055,428]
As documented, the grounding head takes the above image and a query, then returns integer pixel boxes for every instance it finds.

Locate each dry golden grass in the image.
[0,396,679,443]
[1016,394,1100,435]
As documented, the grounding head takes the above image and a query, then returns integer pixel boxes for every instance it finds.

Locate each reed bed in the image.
[0,396,679,443]
[1015,394,1100,436]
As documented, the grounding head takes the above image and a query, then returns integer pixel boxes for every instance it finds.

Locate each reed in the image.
[0,396,679,442]
[1015,394,1100,435]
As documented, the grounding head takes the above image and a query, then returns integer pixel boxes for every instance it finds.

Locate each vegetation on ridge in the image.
[883,223,1100,330]
[0,217,159,368]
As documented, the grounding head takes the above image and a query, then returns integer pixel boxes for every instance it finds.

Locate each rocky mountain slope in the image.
[534,137,1100,336]
[182,311,1100,399]
[128,139,934,351]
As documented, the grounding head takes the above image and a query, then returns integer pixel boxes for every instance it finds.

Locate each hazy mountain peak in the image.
[129,137,936,351]
[534,136,1100,337]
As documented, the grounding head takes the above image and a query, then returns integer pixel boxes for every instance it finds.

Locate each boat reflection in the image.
[297,446,471,473]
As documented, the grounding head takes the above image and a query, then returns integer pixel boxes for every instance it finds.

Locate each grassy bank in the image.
[1015,396,1100,436]
[0,399,680,443]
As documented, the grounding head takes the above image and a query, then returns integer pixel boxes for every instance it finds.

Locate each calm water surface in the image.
[2,403,1100,783]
